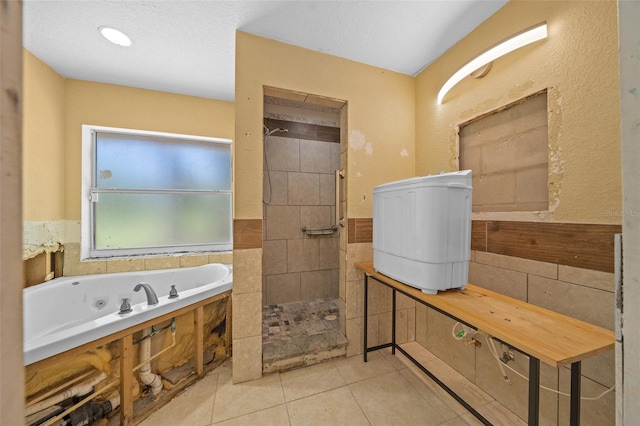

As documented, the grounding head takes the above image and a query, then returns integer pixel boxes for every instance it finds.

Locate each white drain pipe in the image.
[139,327,163,395]
[25,372,107,416]
[108,393,120,410]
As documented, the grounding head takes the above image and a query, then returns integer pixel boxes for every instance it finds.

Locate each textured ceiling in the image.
[23,0,507,102]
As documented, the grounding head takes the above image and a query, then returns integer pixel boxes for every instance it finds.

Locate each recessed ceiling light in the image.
[99,26,132,47]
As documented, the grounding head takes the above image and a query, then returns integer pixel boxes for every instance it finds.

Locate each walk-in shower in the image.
[261,89,346,372]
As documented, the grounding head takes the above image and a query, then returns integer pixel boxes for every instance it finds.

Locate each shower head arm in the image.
[264,126,288,136]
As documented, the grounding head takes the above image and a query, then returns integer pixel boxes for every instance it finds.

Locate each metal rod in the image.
[335,170,341,228]
[302,226,338,235]
[91,188,230,195]
[570,362,582,426]
[365,275,496,425]
[396,346,492,426]
[528,356,540,426]
[363,274,369,363]
[366,343,394,352]
[392,289,396,355]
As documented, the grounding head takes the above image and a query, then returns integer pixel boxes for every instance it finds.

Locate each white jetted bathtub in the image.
[24,263,233,365]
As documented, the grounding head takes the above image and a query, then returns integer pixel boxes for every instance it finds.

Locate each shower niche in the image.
[261,87,347,372]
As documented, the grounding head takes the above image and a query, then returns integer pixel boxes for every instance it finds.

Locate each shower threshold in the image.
[262,298,347,373]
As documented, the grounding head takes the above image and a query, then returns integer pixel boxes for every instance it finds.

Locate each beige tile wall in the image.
[415,250,615,424]
[62,242,233,276]
[459,91,548,213]
[232,248,264,383]
[345,243,415,357]
[263,134,340,305]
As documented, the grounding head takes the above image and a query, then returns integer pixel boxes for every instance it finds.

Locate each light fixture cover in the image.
[99,26,132,47]
[437,23,547,104]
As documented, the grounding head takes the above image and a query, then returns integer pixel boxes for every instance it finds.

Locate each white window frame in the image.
[81,124,232,260]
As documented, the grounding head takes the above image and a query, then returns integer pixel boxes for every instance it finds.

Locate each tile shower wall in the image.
[262,129,341,305]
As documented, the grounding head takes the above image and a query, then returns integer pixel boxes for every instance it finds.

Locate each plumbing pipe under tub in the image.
[25,372,107,417]
[139,327,163,395]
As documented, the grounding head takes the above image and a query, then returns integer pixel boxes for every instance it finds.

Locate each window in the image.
[459,90,548,212]
[81,125,232,259]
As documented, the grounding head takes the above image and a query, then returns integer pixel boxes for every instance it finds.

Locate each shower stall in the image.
[261,88,347,372]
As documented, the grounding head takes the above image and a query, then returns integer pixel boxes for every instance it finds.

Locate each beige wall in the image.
[233,32,416,382]
[63,79,235,221]
[235,32,415,220]
[413,2,620,423]
[415,0,621,224]
[19,4,623,421]
[22,54,235,262]
[1,1,25,423]
[23,49,65,221]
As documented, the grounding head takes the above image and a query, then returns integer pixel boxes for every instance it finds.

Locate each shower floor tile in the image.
[262,298,346,367]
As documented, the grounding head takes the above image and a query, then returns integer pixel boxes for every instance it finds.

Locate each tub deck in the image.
[26,290,232,426]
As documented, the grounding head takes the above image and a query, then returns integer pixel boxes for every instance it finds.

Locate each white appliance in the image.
[373,170,472,294]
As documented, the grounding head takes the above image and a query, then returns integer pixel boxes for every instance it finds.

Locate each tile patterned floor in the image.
[262,298,346,364]
[139,342,526,426]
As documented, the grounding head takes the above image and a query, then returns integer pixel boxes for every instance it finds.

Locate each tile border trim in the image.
[349,218,620,273]
[233,219,263,250]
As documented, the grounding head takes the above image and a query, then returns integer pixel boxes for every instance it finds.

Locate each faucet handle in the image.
[169,285,179,299]
[119,298,132,314]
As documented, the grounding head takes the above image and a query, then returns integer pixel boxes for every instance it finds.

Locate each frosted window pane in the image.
[95,132,231,190]
[94,193,231,249]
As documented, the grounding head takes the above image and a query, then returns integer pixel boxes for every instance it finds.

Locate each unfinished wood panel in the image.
[348,218,373,243]
[54,251,64,278]
[233,219,262,249]
[24,250,61,287]
[460,91,548,212]
[194,307,204,376]
[225,296,232,355]
[486,221,621,273]
[120,335,133,425]
[24,253,48,287]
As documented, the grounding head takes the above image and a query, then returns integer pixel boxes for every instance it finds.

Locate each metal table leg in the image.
[363,274,369,362]
[570,361,581,426]
[391,288,396,354]
[529,356,540,426]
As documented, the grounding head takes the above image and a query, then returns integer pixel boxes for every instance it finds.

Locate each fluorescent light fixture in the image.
[99,26,132,47]
[437,22,547,104]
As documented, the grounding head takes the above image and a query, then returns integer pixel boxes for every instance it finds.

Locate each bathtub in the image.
[24,263,233,366]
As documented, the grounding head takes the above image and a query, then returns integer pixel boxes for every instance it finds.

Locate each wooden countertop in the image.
[355,262,615,367]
